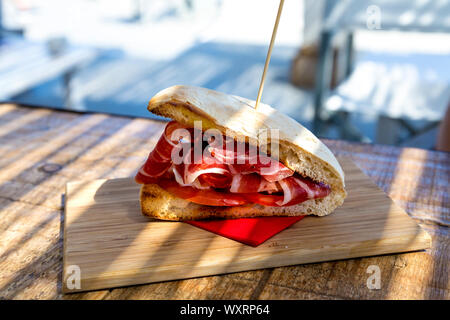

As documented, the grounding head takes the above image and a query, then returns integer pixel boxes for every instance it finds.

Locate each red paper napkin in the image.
[186,216,305,247]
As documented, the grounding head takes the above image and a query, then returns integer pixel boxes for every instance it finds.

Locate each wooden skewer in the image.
[254,0,285,110]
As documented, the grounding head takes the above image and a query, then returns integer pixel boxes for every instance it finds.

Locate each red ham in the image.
[135,121,187,184]
[235,175,330,207]
[208,142,294,182]
[135,121,331,207]
[175,152,232,188]
[229,173,281,194]
[157,179,249,206]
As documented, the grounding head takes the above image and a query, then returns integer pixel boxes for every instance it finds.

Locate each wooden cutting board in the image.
[62,158,431,293]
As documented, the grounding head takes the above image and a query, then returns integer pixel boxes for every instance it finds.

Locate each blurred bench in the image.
[309,0,450,145]
[0,37,97,107]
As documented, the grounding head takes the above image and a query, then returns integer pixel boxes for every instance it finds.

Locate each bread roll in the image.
[140,85,346,220]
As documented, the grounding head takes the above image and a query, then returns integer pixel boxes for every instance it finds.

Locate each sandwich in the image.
[135,85,346,221]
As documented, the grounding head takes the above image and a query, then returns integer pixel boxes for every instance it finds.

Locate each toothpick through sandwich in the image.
[135,85,346,220]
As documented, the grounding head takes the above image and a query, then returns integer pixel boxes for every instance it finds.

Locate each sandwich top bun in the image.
[141,85,346,219]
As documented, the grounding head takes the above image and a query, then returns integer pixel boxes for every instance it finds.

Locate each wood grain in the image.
[62,158,430,293]
[0,104,447,299]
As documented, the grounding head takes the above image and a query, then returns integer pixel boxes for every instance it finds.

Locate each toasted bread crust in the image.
[140,184,344,220]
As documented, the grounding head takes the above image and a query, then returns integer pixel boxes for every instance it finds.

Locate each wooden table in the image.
[0,103,448,300]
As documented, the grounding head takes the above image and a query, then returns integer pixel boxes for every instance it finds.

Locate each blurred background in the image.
[1,0,450,149]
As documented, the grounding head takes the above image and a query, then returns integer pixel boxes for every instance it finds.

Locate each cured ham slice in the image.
[229,173,281,194]
[277,176,330,206]
[175,152,232,188]
[157,179,249,206]
[208,142,294,182]
[135,121,330,207]
[231,160,293,182]
[135,121,187,184]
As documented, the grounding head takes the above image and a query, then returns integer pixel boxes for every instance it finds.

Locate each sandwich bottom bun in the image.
[140,183,345,221]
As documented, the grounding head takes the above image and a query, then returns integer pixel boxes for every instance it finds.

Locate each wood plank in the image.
[62,158,431,293]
